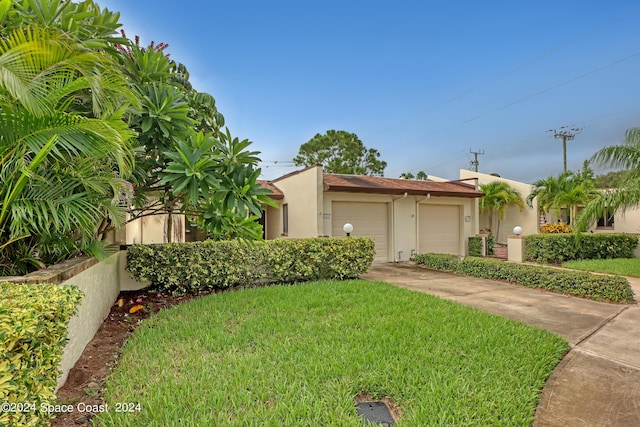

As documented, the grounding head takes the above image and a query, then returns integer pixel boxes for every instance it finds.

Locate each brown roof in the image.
[257,180,284,199]
[323,174,483,198]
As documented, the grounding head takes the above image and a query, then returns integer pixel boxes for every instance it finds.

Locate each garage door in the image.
[419,204,460,255]
[332,202,388,262]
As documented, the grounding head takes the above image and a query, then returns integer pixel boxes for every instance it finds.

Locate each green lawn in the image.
[563,258,640,278]
[97,280,568,427]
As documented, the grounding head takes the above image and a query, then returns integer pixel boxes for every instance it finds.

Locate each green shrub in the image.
[468,236,483,257]
[525,233,638,264]
[411,253,461,272]
[127,237,375,294]
[487,233,495,255]
[0,283,83,427]
[456,257,634,303]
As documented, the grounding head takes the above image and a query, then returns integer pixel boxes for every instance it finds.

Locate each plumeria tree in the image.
[116,36,276,241]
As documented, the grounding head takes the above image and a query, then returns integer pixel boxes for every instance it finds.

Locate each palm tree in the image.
[399,172,415,179]
[416,171,428,180]
[527,171,596,226]
[577,128,640,231]
[0,25,135,274]
[479,181,525,241]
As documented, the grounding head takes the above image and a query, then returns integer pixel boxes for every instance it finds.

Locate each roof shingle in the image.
[323,174,483,198]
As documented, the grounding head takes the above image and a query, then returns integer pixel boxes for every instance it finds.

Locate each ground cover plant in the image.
[96,280,568,427]
[563,258,640,278]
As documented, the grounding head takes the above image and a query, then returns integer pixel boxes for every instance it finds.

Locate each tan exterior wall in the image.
[125,213,185,244]
[460,169,538,243]
[587,205,640,234]
[264,204,282,239]
[272,165,323,237]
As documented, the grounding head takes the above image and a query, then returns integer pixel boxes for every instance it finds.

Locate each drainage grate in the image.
[355,401,394,426]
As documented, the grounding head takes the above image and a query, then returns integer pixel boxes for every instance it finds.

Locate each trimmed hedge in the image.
[412,254,634,303]
[0,282,83,427]
[468,236,483,257]
[411,253,460,272]
[127,237,375,294]
[525,233,638,264]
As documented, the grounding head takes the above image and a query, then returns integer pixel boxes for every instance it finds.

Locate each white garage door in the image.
[419,204,460,255]
[332,202,388,262]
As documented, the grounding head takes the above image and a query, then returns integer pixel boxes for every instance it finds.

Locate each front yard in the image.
[563,258,640,278]
[96,280,568,426]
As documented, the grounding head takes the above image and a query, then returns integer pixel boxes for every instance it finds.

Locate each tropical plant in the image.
[527,169,596,226]
[116,37,275,241]
[416,170,428,180]
[479,181,525,241]
[400,172,415,179]
[0,25,135,275]
[577,128,640,231]
[293,130,387,176]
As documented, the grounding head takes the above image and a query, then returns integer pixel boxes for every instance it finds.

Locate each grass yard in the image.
[563,258,640,278]
[96,280,568,427]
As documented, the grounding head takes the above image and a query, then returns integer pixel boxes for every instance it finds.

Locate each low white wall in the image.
[58,253,120,389]
[56,251,148,390]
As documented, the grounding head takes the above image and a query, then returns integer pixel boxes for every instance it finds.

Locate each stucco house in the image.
[460,169,640,241]
[260,165,483,262]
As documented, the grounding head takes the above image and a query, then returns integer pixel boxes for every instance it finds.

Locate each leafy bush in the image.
[468,236,483,257]
[411,253,634,302]
[540,222,573,234]
[0,283,83,427]
[457,257,634,303]
[411,253,461,272]
[525,233,638,264]
[127,237,375,294]
[487,233,496,255]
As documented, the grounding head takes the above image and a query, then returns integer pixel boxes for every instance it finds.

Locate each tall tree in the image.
[116,37,275,241]
[416,171,428,180]
[577,128,640,231]
[479,181,525,241]
[293,130,386,176]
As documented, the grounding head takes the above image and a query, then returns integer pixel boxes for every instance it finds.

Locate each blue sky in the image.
[100,0,640,183]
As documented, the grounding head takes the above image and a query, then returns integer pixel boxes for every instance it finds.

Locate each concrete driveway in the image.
[362,263,640,427]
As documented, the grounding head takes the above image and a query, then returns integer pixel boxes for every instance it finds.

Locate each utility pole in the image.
[469,148,484,172]
[547,126,583,172]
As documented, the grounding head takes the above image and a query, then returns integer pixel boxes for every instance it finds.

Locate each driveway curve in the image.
[362,263,640,427]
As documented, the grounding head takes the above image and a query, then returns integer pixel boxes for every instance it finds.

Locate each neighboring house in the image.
[460,169,640,238]
[459,170,539,244]
[261,165,483,262]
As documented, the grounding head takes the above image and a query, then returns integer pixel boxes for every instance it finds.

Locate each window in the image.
[282,204,288,234]
[597,212,615,229]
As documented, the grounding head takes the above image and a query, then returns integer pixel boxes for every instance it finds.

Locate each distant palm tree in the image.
[479,181,525,241]
[416,171,428,180]
[577,128,640,231]
[399,172,415,179]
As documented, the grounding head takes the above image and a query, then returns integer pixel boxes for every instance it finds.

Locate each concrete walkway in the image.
[362,263,640,427]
